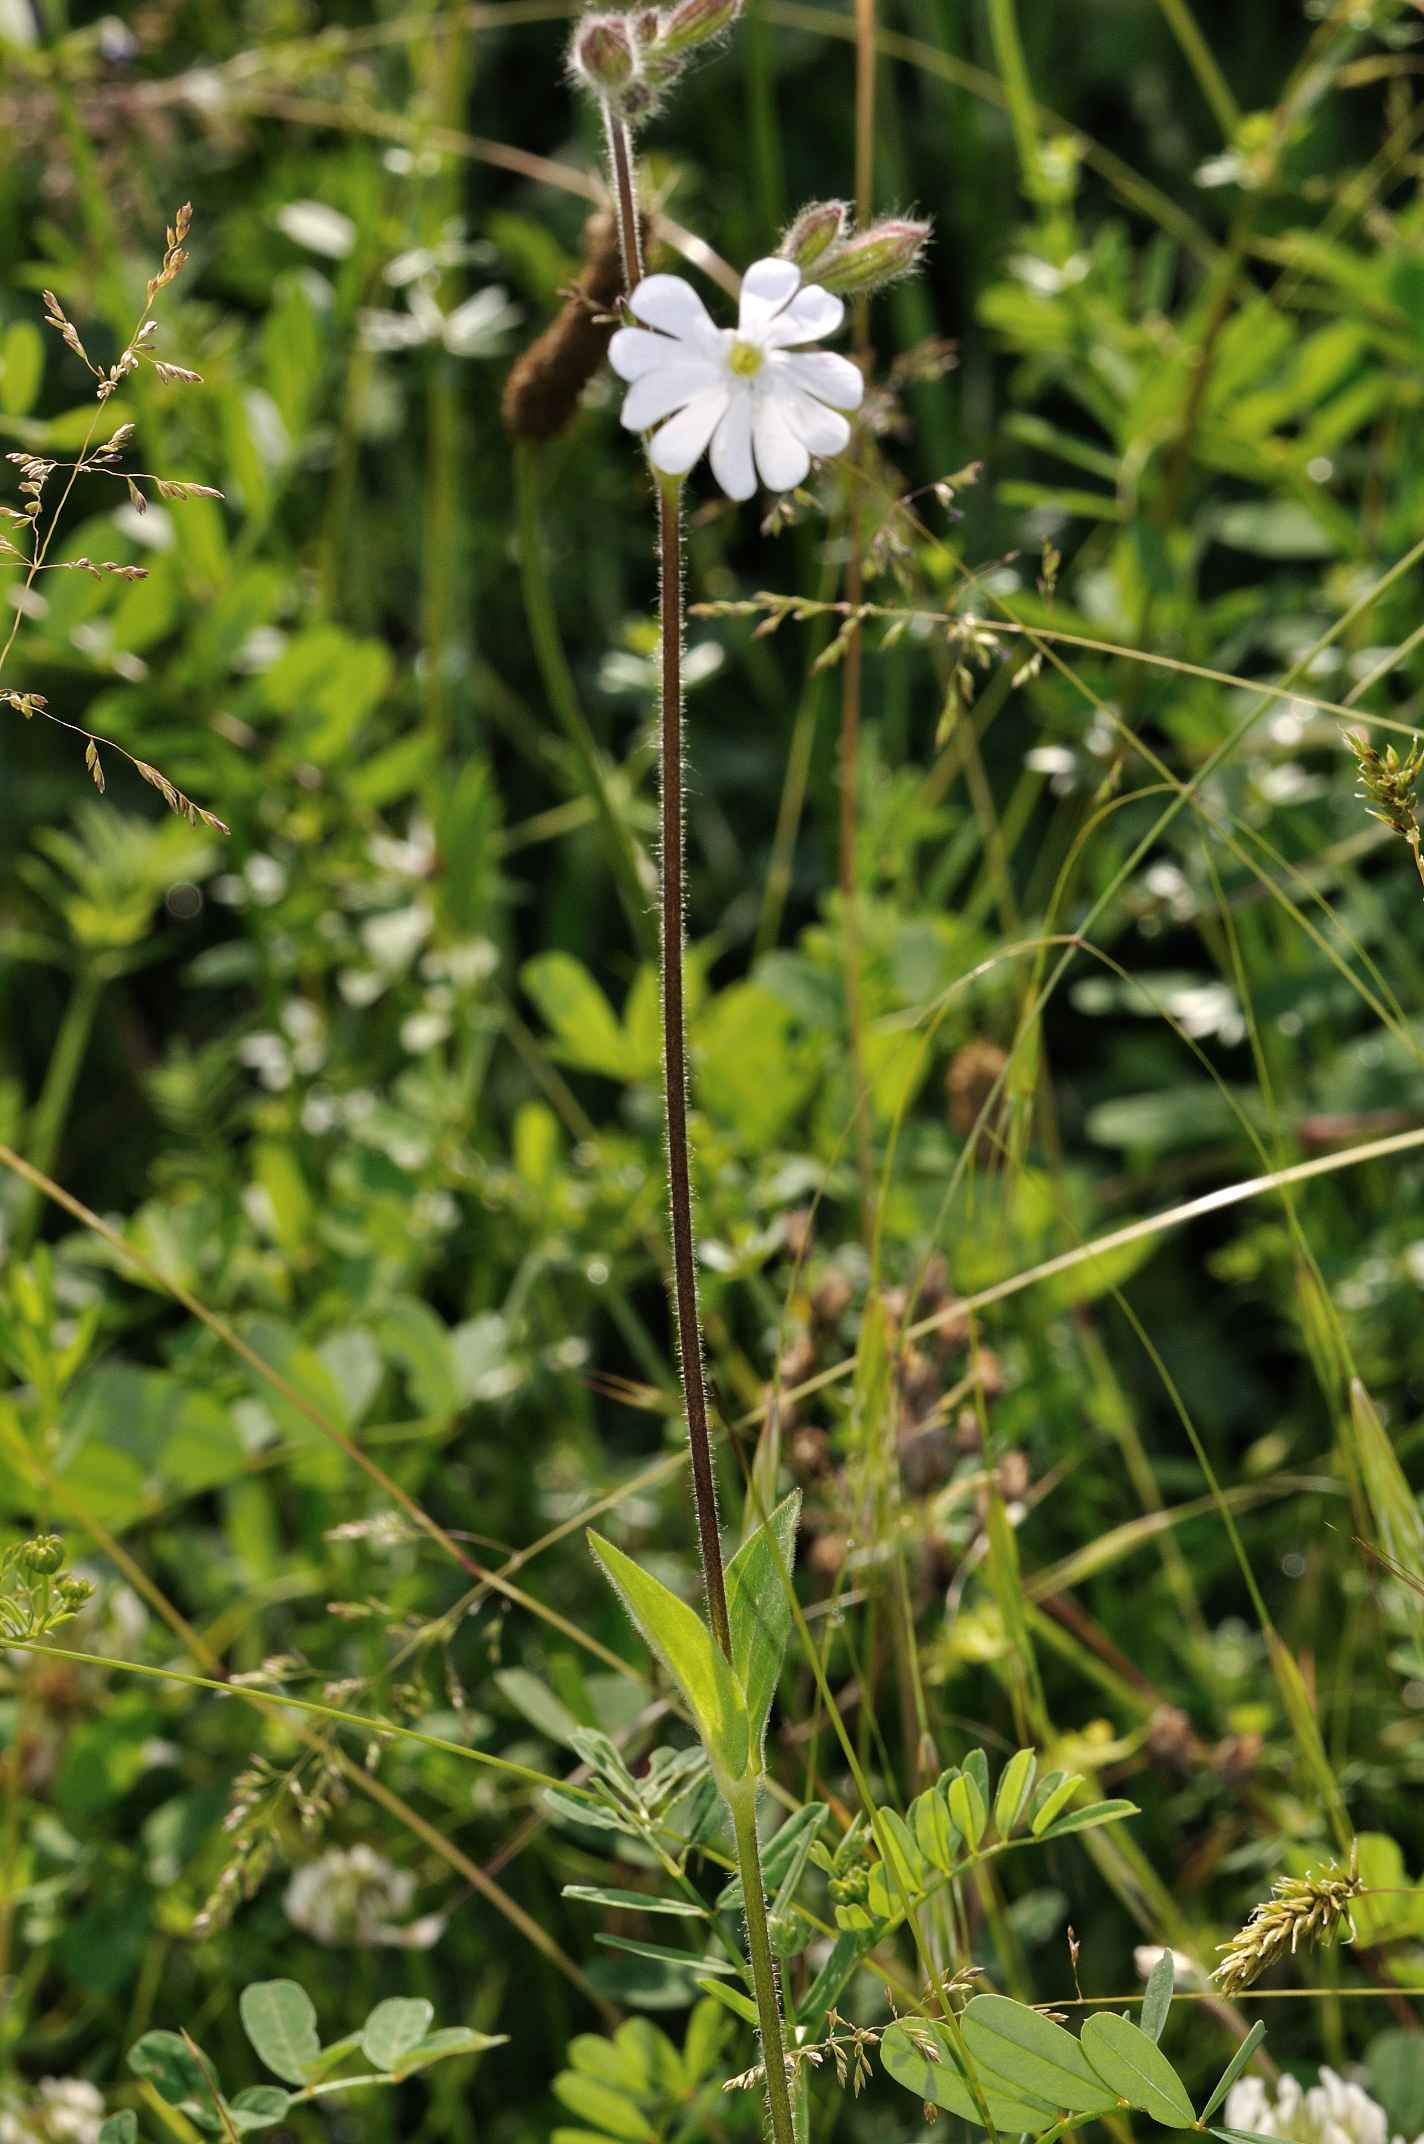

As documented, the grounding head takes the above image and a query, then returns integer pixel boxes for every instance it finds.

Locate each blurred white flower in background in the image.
[0,2079,104,2144]
[1227,2068,1421,2144]
[284,1843,444,1949]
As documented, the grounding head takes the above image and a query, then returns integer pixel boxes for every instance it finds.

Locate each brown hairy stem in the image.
[656,474,732,1661]
[599,109,792,2144]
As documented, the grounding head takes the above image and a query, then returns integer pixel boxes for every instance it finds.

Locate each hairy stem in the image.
[730,1786,797,2144]
[602,104,793,2141]
[605,108,645,289]
[657,473,731,1658]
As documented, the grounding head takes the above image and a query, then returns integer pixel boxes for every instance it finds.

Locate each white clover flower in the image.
[608,256,863,499]
[1226,2066,1423,2144]
[284,1843,445,1950]
[0,2079,104,2144]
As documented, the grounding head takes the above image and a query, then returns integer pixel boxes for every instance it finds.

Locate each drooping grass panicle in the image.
[1,204,229,834]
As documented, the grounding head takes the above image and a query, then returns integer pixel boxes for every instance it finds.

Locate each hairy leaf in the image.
[587,1531,749,1783]
[724,1489,801,1760]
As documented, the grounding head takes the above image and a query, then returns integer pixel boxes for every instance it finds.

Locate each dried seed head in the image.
[501,210,632,443]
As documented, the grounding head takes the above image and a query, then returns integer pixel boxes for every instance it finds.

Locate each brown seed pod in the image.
[501,210,636,444]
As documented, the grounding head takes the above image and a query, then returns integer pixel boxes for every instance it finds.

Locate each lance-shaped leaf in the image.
[949,1769,987,1848]
[881,2019,1058,2129]
[725,1489,801,1761]
[1037,1797,1139,1839]
[1083,2012,1196,2128]
[1140,1951,1176,2044]
[1199,2022,1267,2123]
[1031,1771,1086,1835]
[588,1531,749,1783]
[962,1995,1119,2116]
[994,1749,1037,1837]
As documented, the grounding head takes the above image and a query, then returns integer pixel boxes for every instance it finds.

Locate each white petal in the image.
[709,389,756,500]
[609,325,682,381]
[752,396,810,492]
[648,384,732,477]
[738,256,801,337]
[779,388,851,460]
[620,360,722,430]
[764,284,844,347]
[628,272,718,344]
[779,349,864,410]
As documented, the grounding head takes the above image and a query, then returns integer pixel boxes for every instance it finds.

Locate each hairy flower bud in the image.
[778,200,849,271]
[571,12,638,91]
[815,216,931,294]
[656,0,741,54]
[23,1534,65,1575]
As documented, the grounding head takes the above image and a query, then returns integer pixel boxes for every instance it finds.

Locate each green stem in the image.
[1153,0,1241,138]
[986,0,1044,205]
[729,1785,797,2144]
[11,965,101,1254]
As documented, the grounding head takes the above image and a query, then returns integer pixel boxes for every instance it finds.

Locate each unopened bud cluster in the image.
[569,0,740,121]
[1,1532,96,1642]
[778,201,931,295]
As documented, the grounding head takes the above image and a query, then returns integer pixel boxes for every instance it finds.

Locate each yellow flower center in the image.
[728,338,765,378]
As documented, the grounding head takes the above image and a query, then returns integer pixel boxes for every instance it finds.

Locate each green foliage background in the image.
[4,0,1424,2137]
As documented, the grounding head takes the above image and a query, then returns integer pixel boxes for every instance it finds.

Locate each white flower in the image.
[1226,2066,1423,2144]
[0,2079,104,2144]
[284,1844,445,1950]
[608,256,863,499]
